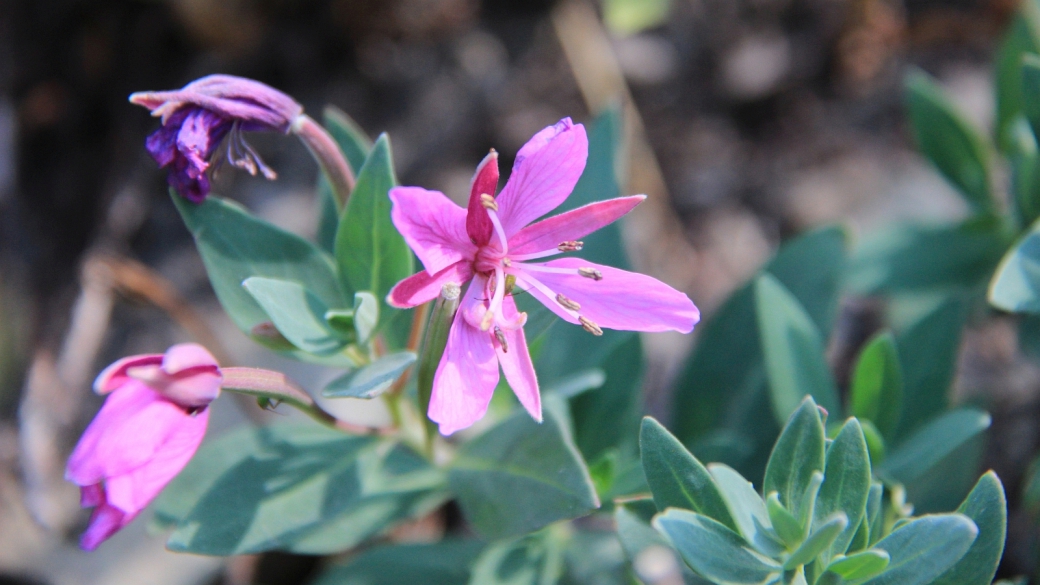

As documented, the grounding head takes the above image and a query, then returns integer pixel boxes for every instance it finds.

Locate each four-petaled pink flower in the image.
[388,118,700,435]
[66,343,221,550]
[131,74,303,202]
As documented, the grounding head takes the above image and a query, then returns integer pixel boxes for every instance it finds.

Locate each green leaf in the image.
[849,332,903,441]
[671,226,846,479]
[708,463,785,557]
[351,291,379,343]
[654,509,782,585]
[990,217,1040,313]
[848,218,1007,295]
[905,69,994,211]
[764,398,826,517]
[640,417,737,531]
[468,531,566,585]
[880,408,990,485]
[322,351,416,399]
[813,419,871,560]
[1026,455,1040,512]
[766,491,804,548]
[755,275,839,423]
[324,105,374,174]
[996,2,1040,151]
[172,193,346,336]
[158,425,446,555]
[865,482,884,547]
[1006,117,1040,228]
[334,134,413,324]
[825,550,890,580]
[242,277,346,355]
[783,513,847,570]
[311,540,482,585]
[861,514,978,585]
[931,471,1008,585]
[571,334,644,461]
[449,398,599,539]
[616,500,711,585]
[602,0,671,36]
[894,296,967,439]
[544,368,605,399]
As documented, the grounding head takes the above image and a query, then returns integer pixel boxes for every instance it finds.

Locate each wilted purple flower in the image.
[131,75,303,202]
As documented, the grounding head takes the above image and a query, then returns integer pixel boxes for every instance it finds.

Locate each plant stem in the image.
[291,113,356,208]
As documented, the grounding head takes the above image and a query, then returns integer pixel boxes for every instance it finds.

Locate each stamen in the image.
[556,293,581,311]
[483,267,506,331]
[558,240,584,252]
[579,316,603,336]
[486,206,509,254]
[494,326,509,352]
[505,274,517,294]
[512,273,579,319]
[578,267,603,281]
[502,258,512,267]
[480,193,498,211]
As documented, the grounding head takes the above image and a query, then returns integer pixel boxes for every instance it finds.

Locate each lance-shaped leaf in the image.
[311,540,482,585]
[323,351,416,399]
[709,463,785,557]
[849,332,903,440]
[764,397,826,517]
[905,69,994,211]
[996,2,1040,150]
[654,509,782,585]
[173,193,346,336]
[861,514,978,585]
[755,275,839,423]
[990,217,1040,314]
[931,471,1007,585]
[880,408,991,485]
[813,419,871,560]
[783,513,847,570]
[243,277,346,355]
[316,107,373,253]
[449,398,599,539]
[825,550,890,581]
[468,531,566,585]
[640,417,737,531]
[334,134,413,323]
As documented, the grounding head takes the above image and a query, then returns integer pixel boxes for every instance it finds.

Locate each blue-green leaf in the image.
[905,69,994,211]
[783,513,847,570]
[709,463,785,557]
[322,351,416,399]
[755,275,839,424]
[996,1,1040,151]
[764,397,826,517]
[571,334,644,460]
[849,332,903,441]
[242,276,346,355]
[654,509,782,585]
[880,408,991,485]
[861,514,978,585]
[990,217,1040,314]
[931,471,1007,585]
[316,107,372,254]
[311,540,482,585]
[825,550,890,581]
[449,398,599,539]
[814,419,871,560]
[467,531,566,585]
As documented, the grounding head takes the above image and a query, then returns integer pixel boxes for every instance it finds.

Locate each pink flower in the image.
[130,75,303,202]
[66,343,221,550]
[388,118,700,435]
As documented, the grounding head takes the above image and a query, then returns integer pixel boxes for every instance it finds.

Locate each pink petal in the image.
[80,496,128,551]
[496,297,541,423]
[520,258,700,333]
[81,483,104,507]
[162,343,219,374]
[496,119,589,235]
[429,280,499,435]
[66,382,194,486]
[509,195,646,255]
[93,353,163,394]
[466,150,499,246]
[387,262,474,308]
[389,186,476,275]
[105,407,208,516]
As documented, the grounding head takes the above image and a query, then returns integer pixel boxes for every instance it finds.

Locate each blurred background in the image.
[0,0,1035,583]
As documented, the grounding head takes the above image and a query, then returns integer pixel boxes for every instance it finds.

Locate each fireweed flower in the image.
[130,74,303,202]
[388,118,700,435]
[66,343,221,550]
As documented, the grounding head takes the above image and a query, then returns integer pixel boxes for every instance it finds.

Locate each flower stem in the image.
[291,114,355,209]
[220,367,384,435]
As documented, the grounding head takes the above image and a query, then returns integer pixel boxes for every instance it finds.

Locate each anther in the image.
[480,193,498,211]
[494,326,509,352]
[558,240,584,252]
[481,310,495,331]
[578,267,603,281]
[556,293,581,311]
[502,258,512,267]
[505,274,517,294]
[579,316,603,336]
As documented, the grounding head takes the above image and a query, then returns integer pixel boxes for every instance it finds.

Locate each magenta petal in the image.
[80,497,127,551]
[104,408,208,516]
[495,119,588,235]
[162,343,219,374]
[496,297,541,423]
[93,354,164,394]
[429,282,499,435]
[80,483,104,507]
[389,186,476,275]
[66,383,193,485]
[466,150,499,246]
[523,258,700,333]
[387,262,473,308]
[509,195,646,255]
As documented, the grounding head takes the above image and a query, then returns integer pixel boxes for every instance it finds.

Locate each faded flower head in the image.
[66,343,221,550]
[388,118,700,435]
[131,74,303,202]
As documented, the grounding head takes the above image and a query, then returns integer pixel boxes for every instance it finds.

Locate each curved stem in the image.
[220,367,388,435]
[291,114,356,208]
